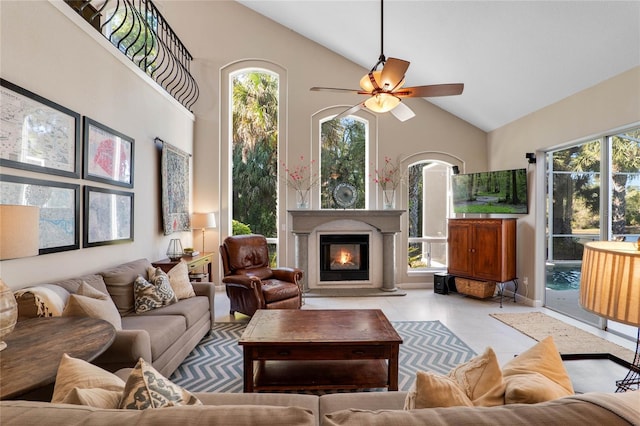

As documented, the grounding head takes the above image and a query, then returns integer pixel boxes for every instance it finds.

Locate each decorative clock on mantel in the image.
[333,183,358,208]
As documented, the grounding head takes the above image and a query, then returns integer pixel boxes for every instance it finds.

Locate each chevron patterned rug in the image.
[169,321,476,393]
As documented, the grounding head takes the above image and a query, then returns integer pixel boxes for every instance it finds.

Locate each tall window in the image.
[231,70,279,261]
[320,117,367,209]
[407,161,453,271]
[545,127,640,334]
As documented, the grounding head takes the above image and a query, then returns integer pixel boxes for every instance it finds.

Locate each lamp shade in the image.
[191,212,216,230]
[0,205,40,260]
[579,241,640,327]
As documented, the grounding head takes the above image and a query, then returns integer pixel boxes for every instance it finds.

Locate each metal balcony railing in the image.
[65,0,199,111]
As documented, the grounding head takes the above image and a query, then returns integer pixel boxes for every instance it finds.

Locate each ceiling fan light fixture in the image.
[359,71,381,92]
[364,92,400,112]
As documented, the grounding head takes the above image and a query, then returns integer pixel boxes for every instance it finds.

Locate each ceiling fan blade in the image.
[310,87,362,94]
[333,103,364,121]
[380,57,410,89]
[390,102,415,122]
[395,83,464,98]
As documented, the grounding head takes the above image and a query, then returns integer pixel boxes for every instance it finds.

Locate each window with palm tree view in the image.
[231,70,278,264]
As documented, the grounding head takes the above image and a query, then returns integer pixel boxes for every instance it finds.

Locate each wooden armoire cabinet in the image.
[447,218,517,282]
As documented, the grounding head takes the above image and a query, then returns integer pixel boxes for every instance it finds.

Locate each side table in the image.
[0,317,116,400]
[152,251,214,282]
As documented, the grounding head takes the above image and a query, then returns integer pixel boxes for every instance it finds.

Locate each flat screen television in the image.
[452,168,528,214]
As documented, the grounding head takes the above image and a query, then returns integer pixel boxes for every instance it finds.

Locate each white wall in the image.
[487,66,640,305]
[0,1,195,289]
[157,1,488,285]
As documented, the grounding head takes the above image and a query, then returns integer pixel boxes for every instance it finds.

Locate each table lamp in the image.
[191,212,216,252]
[0,204,40,351]
[579,241,640,392]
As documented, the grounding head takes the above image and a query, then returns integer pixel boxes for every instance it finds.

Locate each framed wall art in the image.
[161,142,190,235]
[0,174,80,254]
[83,117,134,188]
[83,186,134,247]
[0,79,81,178]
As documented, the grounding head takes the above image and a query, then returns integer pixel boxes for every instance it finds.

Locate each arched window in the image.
[401,153,461,281]
[221,61,286,265]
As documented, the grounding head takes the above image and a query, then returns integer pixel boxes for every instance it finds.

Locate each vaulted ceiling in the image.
[237,1,640,132]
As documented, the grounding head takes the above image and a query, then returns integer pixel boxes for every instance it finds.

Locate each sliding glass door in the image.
[545,127,640,335]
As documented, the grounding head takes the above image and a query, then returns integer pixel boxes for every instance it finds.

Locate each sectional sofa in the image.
[14,258,214,377]
[1,390,639,425]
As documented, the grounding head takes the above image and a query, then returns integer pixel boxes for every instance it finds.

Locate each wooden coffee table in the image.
[238,309,402,392]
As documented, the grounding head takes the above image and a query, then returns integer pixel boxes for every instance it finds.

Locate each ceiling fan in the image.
[310,0,464,122]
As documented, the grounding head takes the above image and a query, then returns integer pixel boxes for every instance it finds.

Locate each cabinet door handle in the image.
[278,351,290,356]
[353,350,365,355]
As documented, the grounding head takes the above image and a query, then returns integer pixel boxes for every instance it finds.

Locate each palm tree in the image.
[231,71,279,237]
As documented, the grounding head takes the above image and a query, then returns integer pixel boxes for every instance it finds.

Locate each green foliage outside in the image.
[232,220,252,236]
[550,130,640,260]
[232,71,278,238]
[104,8,158,74]
[320,118,366,208]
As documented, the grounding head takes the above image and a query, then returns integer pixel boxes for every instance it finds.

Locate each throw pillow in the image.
[51,353,125,408]
[404,347,504,409]
[502,336,574,404]
[167,262,196,300]
[134,270,177,313]
[447,346,505,406]
[119,358,202,409]
[14,284,70,318]
[403,370,474,409]
[62,281,122,330]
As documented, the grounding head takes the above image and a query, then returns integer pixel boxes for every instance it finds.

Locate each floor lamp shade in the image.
[579,241,640,327]
[0,205,40,260]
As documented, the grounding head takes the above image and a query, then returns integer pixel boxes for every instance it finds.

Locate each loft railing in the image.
[65,0,199,111]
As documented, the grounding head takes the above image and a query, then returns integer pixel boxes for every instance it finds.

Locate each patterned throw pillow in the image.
[119,358,201,409]
[134,269,177,313]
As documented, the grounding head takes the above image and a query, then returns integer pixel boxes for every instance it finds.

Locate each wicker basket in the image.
[456,278,496,299]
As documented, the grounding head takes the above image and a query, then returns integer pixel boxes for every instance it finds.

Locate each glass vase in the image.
[296,189,310,209]
[383,189,396,209]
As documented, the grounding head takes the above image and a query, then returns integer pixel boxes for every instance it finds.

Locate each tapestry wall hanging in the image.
[161,142,190,235]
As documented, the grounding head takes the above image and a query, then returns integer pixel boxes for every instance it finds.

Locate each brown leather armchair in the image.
[219,234,303,317]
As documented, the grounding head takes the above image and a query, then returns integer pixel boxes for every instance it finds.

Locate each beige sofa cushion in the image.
[502,336,574,404]
[63,282,122,330]
[404,347,504,409]
[121,315,186,359]
[147,262,196,300]
[101,259,153,315]
[51,354,125,407]
[404,371,473,409]
[0,401,315,426]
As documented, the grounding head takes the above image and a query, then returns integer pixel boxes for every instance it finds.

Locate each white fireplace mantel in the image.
[289,209,404,292]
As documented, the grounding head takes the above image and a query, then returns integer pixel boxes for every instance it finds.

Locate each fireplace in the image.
[319,234,369,281]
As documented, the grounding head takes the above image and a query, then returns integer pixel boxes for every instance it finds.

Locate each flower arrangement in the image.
[372,156,403,190]
[282,156,319,192]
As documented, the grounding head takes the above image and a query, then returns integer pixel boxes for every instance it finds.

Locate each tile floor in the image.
[213,286,636,393]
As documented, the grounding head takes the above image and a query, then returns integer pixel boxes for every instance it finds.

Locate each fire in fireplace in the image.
[319,234,369,281]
